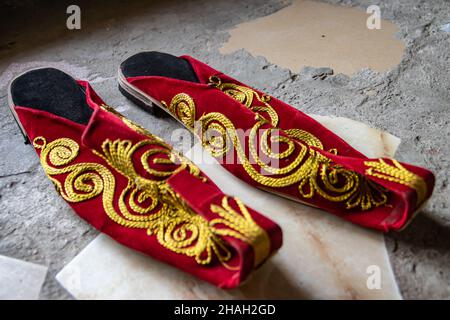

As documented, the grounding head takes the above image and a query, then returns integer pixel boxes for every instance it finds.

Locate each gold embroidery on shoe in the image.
[33,136,109,203]
[161,93,196,128]
[210,196,270,267]
[160,91,388,211]
[100,104,205,181]
[208,76,340,153]
[34,133,270,268]
[205,78,393,210]
[209,75,279,127]
[284,128,324,149]
[365,159,427,206]
[199,112,388,210]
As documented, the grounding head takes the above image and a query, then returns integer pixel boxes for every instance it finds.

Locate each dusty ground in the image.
[0,0,449,299]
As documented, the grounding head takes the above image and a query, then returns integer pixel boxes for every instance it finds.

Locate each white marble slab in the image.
[57,116,402,299]
[0,255,48,300]
[310,115,401,159]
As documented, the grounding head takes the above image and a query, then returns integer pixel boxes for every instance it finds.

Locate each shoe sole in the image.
[117,69,172,119]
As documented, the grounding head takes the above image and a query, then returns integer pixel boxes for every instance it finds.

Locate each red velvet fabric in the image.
[124,55,435,232]
[184,55,366,158]
[13,80,282,289]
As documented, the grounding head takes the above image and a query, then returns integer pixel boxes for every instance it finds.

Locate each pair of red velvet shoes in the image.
[8,52,435,289]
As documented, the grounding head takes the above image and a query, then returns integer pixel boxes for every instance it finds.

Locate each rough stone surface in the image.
[0,0,449,299]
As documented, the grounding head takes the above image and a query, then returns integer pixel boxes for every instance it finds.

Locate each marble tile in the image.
[0,255,48,300]
[56,116,402,299]
[309,115,400,158]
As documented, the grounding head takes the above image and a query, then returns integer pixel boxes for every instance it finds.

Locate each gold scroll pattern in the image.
[365,159,427,206]
[160,90,426,212]
[208,75,323,150]
[32,108,270,268]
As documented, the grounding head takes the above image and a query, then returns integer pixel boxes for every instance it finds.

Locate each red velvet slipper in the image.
[117,52,435,232]
[8,68,282,289]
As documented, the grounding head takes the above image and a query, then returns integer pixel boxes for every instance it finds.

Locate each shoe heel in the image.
[118,84,169,118]
[7,87,30,145]
[12,115,30,144]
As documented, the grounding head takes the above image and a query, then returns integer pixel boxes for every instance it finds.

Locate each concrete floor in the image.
[0,0,449,299]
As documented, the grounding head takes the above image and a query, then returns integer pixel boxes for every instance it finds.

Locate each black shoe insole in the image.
[10,68,93,125]
[120,51,199,83]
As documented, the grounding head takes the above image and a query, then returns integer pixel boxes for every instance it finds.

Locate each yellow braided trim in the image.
[365,159,427,206]
[161,91,389,211]
[33,109,271,267]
